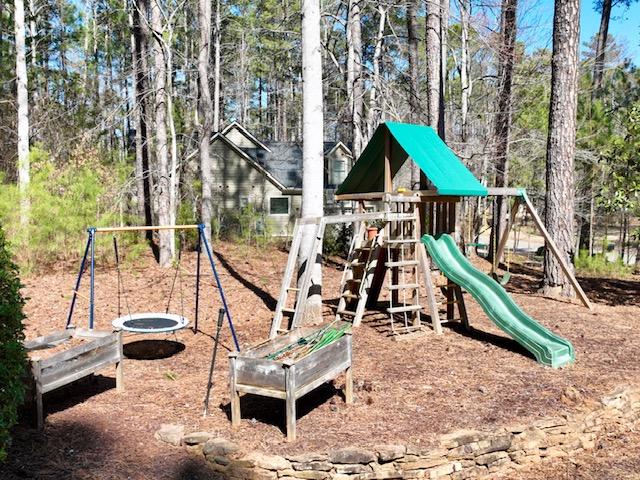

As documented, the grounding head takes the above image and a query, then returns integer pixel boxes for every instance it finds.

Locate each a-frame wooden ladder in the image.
[334,223,384,326]
[269,211,417,339]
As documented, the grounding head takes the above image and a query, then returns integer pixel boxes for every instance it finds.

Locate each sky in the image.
[524,0,640,64]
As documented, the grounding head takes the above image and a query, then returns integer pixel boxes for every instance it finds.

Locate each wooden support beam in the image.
[94,224,199,233]
[492,197,521,273]
[486,187,523,197]
[521,194,592,310]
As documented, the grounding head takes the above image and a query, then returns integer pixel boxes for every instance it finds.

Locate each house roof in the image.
[242,141,349,189]
[221,122,272,152]
[335,122,487,197]
[211,133,294,193]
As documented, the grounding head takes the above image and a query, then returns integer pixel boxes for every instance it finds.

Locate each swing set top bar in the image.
[91,224,201,233]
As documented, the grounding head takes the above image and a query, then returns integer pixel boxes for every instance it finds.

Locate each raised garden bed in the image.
[229,324,353,441]
[24,327,123,429]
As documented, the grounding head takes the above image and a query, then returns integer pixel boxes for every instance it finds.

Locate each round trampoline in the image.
[112,313,190,333]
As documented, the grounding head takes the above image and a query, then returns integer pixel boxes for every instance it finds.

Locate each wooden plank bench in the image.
[24,328,123,429]
[229,326,353,441]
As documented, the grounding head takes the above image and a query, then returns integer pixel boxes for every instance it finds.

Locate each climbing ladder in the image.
[383,198,426,336]
[334,222,384,326]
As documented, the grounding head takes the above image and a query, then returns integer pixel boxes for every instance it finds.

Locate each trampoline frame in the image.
[66,224,241,351]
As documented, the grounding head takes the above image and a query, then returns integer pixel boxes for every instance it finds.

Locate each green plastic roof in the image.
[335,122,488,197]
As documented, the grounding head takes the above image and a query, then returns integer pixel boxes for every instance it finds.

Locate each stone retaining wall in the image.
[160,386,640,479]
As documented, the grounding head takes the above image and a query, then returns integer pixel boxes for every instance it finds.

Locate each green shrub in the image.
[216,204,273,247]
[0,147,125,269]
[575,249,632,276]
[323,223,352,257]
[0,224,27,462]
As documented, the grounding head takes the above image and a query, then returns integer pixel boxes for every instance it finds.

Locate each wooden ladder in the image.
[385,201,425,336]
[269,219,321,339]
[335,223,384,326]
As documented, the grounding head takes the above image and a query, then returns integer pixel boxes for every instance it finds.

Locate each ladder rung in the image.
[386,239,418,244]
[277,328,289,333]
[388,283,419,290]
[347,278,362,284]
[342,293,360,299]
[282,307,295,314]
[337,309,357,316]
[388,305,422,314]
[441,300,461,306]
[386,260,419,267]
[287,287,300,292]
[350,260,365,267]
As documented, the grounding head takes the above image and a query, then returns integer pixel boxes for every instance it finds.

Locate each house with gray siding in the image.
[210,122,353,236]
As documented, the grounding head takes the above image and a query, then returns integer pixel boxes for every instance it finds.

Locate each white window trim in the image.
[269,196,290,216]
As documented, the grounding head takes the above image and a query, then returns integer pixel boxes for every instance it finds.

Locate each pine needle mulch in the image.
[2,241,640,479]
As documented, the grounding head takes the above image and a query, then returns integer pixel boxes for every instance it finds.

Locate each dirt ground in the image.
[2,241,640,479]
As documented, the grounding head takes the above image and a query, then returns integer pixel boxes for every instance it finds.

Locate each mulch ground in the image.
[2,241,640,479]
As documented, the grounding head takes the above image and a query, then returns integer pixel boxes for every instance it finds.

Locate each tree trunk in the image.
[439,0,449,139]
[347,0,364,158]
[150,0,172,266]
[165,31,178,258]
[131,0,153,244]
[198,0,214,241]
[367,5,386,139]
[299,0,324,323]
[542,0,580,297]
[15,0,30,228]
[459,0,470,144]
[425,0,441,133]
[490,0,517,264]
[592,0,611,97]
[213,0,221,132]
[579,0,611,254]
[407,0,420,188]
[28,0,38,107]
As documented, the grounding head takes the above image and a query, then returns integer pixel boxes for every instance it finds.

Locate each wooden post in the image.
[454,286,470,330]
[229,354,241,428]
[493,197,521,274]
[32,361,43,430]
[115,331,124,393]
[284,362,296,441]
[521,194,592,310]
[345,367,354,404]
[418,242,442,334]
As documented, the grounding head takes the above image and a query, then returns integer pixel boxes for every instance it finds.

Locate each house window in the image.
[240,197,249,208]
[270,197,289,215]
[332,158,347,185]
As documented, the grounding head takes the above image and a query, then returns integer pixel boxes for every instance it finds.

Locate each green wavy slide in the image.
[422,234,575,368]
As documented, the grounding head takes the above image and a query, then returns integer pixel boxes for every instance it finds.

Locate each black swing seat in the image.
[112,313,189,333]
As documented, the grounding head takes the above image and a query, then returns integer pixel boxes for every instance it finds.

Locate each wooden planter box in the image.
[24,328,124,429]
[229,327,353,441]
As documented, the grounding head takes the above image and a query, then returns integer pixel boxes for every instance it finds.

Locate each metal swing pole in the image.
[199,224,241,351]
[89,227,96,329]
[66,232,93,328]
[194,227,202,333]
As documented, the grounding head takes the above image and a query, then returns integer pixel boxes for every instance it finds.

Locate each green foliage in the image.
[176,201,199,250]
[216,204,273,247]
[323,224,352,257]
[575,249,632,276]
[598,102,640,213]
[0,147,124,269]
[0,224,27,462]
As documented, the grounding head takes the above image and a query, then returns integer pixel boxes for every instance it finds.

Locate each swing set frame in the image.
[65,223,241,351]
